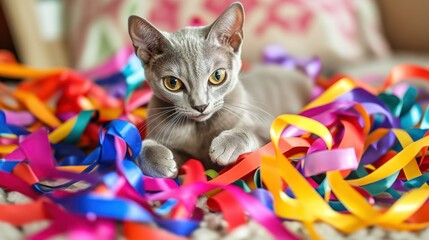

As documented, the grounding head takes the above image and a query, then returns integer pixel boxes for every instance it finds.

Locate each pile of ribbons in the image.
[2,47,429,240]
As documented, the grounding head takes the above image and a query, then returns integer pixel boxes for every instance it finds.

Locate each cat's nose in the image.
[192,104,208,113]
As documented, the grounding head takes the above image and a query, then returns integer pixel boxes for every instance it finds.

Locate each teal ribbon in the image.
[403,173,429,189]
[64,110,95,144]
[354,164,399,196]
[123,54,145,100]
[420,106,429,129]
[379,86,423,129]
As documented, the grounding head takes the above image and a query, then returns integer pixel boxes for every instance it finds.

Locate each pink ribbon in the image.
[80,47,134,79]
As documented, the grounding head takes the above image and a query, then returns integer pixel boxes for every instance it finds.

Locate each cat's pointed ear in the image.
[128,15,170,65]
[206,2,244,53]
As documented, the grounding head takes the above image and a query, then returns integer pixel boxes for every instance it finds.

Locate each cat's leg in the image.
[136,139,178,178]
[209,128,263,166]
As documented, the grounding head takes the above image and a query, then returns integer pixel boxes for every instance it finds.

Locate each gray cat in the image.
[128,2,313,178]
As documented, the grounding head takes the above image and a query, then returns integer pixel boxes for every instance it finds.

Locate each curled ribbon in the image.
[2,46,429,240]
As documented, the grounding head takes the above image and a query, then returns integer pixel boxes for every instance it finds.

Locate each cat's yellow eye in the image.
[163,76,183,91]
[209,69,227,85]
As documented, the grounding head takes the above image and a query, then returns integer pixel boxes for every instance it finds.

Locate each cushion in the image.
[67,0,391,71]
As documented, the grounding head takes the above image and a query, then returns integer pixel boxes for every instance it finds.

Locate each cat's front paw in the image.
[137,139,178,178]
[209,129,257,166]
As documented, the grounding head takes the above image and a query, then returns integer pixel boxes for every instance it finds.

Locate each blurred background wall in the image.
[1,0,69,68]
[0,0,428,75]
[377,0,429,52]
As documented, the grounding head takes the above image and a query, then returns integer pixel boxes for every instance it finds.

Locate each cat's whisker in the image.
[227,103,274,120]
[144,112,175,129]
[222,107,254,124]
[213,109,231,130]
[225,95,269,104]
[157,114,173,144]
[220,106,244,124]
[216,109,233,130]
[154,115,175,144]
[162,113,182,146]
[223,103,272,123]
[212,110,231,131]
[223,107,270,129]
[159,112,182,144]
[147,108,176,119]
[224,100,274,120]
[148,106,176,110]
[146,112,178,140]
[225,96,272,109]
[139,109,176,132]
[225,100,275,119]
[166,114,186,146]
[220,107,252,130]
[141,108,173,123]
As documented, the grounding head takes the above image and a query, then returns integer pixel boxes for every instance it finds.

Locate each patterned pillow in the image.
[67,0,390,70]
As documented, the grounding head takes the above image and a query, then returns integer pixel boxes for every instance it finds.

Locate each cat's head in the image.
[129,3,244,122]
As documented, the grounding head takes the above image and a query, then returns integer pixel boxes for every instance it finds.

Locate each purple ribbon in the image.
[263,44,321,80]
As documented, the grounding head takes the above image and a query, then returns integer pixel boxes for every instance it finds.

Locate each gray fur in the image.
[129,2,313,178]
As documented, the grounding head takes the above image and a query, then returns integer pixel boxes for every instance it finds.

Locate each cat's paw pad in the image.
[137,139,178,178]
[209,130,253,166]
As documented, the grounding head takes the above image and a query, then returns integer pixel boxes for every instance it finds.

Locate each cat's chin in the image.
[188,113,213,122]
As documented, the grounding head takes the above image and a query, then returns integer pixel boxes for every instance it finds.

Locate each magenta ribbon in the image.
[148,182,297,240]
[5,129,98,187]
[80,47,134,79]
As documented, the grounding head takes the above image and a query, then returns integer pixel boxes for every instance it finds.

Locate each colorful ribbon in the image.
[2,47,429,239]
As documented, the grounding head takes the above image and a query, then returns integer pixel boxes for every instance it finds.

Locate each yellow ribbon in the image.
[263,78,429,239]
